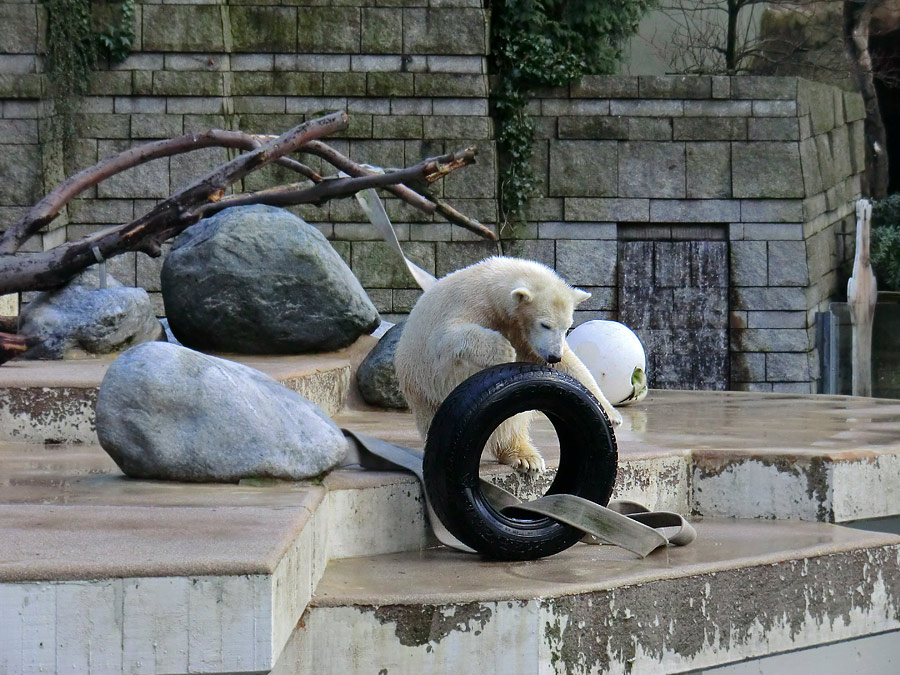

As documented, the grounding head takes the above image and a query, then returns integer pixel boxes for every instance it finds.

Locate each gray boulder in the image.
[161,205,379,354]
[19,268,165,360]
[96,341,348,482]
[356,321,408,409]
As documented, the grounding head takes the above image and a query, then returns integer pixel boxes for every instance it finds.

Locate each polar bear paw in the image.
[496,442,546,473]
[606,407,624,427]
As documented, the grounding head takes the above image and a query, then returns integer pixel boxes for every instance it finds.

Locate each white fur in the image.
[394,256,622,472]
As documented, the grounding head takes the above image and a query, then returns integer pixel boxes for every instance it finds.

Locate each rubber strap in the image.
[342,429,696,558]
[344,167,437,292]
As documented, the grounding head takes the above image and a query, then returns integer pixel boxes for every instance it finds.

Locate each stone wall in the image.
[0,1,865,392]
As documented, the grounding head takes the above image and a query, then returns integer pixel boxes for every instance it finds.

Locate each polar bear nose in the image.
[546,353,562,364]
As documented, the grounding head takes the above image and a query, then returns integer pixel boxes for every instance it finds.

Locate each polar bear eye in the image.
[540,322,552,330]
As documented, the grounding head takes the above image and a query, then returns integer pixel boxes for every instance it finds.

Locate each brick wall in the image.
[0,1,865,392]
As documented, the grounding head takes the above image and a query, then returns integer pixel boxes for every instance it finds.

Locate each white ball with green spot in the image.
[567,320,647,406]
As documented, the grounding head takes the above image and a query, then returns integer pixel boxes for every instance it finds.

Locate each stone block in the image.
[730,241,767,287]
[500,239,554,268]
[849,120,866,175]
[0,73,41,98]
[229,54,272,71]
[751,100,797,117]
[0,5,37,54]
[731,352,766,381]
[609,100,683,117]
[371,115,423,139]
[403,8,487,55]
[391,288,422,313]
[435,241,495,276]
[97,142,170,199]
[815,133,837,189]
[768,241,809,286]
[766,352,810,381]
[422,116,491,139]
[539,99,610,116]
[548,141,617,197]
[830,125,853,181]
[638,76,711,99]
[731,286,807,311]
[427,56,485,74]
[686,142,731,198]
[0,143,41,206]
[353,241,435,288]
[652,241,692,288]
[0,119,38,144]
[230,7,296,52]
[350,55,402,72]
[734,328,809,352]
[732,76,798,100]
[732,142,804,199]
[323,72,367,96]
[152,72,224,97]
[799,137,824,195]
[348,139,405,170]
[414,73,487,98]
[433,98,488,116]
[361,8,402,53]
[684,101,752,117]
[843,91,866,122]
[565,198,649,222]
[68,199,134,225]
[741,223,804,240]
[279,54,349,72]
[618,142,685,199]
[142,6,226,51]
[408,223,452,241]
[748,118,800,141]
[86,72,133,97]
[170,147,229,193]
[558,116,626,140]
[538,222,616,240]
[556,240,617,286]
[297,7,361,53]
[747,311,806,329]
[649,200,739,223]
[626,118,673,141]
[367,72,414,97]
[799,81,836,135]
[673,117,747,141]
[570,75,638,98]
[443,141,495,198]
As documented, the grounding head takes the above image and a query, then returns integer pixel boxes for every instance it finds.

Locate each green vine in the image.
[490,0,653,230]
[42,0,135,149]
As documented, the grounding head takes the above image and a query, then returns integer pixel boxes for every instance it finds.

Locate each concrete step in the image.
[282,520,900,675]
[0,351,356,444]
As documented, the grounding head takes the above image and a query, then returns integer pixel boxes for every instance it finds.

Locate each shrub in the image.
[871,194,900,291]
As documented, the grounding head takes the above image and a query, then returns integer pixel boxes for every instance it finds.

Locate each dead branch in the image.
[302,141,496,240]
[0,113,487,295]
[0,332,27,365]
[195,148,477,218]
[0,130,321,255]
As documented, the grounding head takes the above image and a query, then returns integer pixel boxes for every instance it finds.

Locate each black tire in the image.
[423,363,618,561]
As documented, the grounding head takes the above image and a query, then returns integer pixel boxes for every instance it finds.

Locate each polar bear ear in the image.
[572,288,591,306]
[511,286,533,304]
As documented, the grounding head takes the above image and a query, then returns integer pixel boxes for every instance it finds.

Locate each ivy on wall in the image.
[489,0,653,230]
[43,0,135,148]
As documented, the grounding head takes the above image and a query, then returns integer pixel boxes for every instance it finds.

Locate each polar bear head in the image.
[509,277,591,364]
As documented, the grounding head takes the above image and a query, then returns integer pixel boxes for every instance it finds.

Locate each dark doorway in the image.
[617,228,730,390]
[872,27,900,193]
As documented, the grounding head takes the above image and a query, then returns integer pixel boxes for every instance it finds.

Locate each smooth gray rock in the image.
[19,268,165,360]
[357,321,408,409]
[96,342,348,482]
[161,205,380,354]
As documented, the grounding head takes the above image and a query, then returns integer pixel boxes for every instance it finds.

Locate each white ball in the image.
[567,320,647,405]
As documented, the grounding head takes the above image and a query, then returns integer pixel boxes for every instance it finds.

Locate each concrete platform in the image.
[0,349,358,443]
[3,349,900,673]
[288,520,900,674]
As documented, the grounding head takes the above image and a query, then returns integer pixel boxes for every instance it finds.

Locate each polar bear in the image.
[394,256,622,472]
